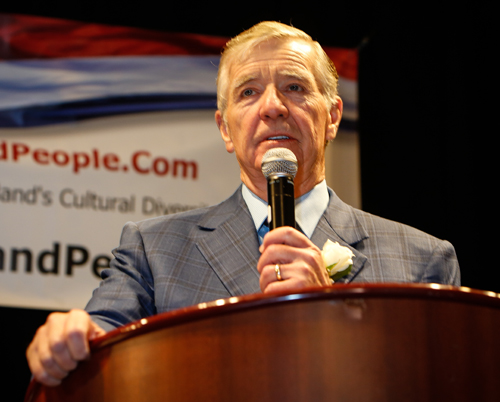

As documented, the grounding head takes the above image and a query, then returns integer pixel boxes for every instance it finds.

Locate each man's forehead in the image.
[238,38,313,62]
[228,39,315,83]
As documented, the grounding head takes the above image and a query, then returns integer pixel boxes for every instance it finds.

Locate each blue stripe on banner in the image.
[0,55,220,111]
[0,95,218,127]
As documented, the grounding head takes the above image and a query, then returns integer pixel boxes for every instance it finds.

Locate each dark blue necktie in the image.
[257,220,269,244]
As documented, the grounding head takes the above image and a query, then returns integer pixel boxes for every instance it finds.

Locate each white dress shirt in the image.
[241,180,329,242]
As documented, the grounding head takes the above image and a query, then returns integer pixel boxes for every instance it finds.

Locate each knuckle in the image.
[46,312,64,325]
[48,337,67,357]
[294,260,312,274]
[66,327,83,341]
[40,354,58,371]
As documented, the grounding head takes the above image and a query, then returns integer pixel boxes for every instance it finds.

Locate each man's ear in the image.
[326,96,343,142]
[215,110,234,153]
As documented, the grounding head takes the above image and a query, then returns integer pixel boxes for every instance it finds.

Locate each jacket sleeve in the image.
[422,239,461,286]
[85,221,156,331]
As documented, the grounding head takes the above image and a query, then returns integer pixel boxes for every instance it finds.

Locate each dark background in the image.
[1,2,492,400]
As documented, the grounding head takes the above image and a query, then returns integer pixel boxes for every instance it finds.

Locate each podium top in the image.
[92,283,500,351]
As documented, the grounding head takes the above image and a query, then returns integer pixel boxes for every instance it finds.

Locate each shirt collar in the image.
[241,180,329,239]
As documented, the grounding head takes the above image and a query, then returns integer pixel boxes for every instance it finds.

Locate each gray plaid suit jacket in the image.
[86,186,460,331]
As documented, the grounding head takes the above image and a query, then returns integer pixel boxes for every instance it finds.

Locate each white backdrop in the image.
[0,109,241,310]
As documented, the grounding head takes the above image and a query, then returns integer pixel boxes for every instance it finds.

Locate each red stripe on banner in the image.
[324,48,358,81]
[0,13,357,80]
[0,14,228,58]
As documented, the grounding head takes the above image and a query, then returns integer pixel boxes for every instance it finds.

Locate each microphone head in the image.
[261,148,298,179]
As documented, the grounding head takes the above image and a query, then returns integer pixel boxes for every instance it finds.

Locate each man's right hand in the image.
[26,309,106,386]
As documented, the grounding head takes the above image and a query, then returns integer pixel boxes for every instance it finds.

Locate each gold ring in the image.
[275,264,283,281]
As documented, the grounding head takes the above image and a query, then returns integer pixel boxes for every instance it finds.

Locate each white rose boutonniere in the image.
[322,239,355,282]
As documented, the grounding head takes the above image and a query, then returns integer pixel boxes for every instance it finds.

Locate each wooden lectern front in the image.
[24,284,500,402]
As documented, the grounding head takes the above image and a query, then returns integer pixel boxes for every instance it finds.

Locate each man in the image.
[26,21,460,386]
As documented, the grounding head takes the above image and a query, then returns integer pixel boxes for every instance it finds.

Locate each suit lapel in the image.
[312,189,370,283]
[196,188,261,296]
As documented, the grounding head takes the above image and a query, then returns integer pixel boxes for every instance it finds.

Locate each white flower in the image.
[321,239,355,281]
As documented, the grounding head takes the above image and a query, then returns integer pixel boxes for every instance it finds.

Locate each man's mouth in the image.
[267,136,290,140]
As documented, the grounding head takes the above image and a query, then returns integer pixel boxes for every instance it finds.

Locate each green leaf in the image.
[326,262,338,276]
[330,265,352,281]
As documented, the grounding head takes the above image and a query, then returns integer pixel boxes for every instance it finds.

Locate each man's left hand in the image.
[257,226,331,293]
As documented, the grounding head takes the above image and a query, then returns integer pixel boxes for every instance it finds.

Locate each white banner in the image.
[0,109,241,310]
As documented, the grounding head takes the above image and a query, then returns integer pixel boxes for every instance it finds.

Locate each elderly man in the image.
[26,21,460,386]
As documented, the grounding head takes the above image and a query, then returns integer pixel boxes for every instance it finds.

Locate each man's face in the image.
[215,38,342,199]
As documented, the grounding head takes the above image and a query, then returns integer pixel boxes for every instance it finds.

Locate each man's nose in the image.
[259,86,288,120]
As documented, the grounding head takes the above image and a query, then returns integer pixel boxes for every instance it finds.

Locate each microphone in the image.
[261,148,298,230]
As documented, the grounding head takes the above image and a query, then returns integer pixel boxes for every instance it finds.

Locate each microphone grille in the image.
[261,148,298,179]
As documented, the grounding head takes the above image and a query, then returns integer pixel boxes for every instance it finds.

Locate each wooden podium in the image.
[24,284,500,402]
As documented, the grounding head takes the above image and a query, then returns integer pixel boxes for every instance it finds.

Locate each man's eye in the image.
[289,84,302,91]
[242,89,255,97]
